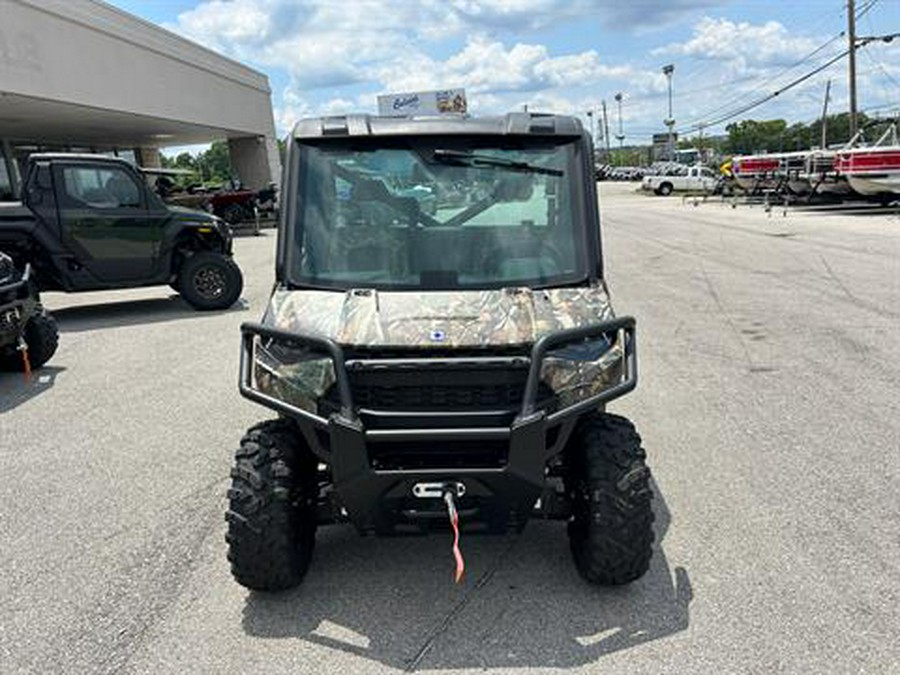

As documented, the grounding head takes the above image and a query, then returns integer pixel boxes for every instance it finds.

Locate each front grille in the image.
[323,360,533,413]
[352,379,528,411]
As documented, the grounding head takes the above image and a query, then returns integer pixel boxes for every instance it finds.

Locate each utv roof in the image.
[27,153,135,166]
[291,113,585,140]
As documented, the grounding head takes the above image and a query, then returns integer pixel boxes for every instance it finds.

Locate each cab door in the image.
[54,162,162,284]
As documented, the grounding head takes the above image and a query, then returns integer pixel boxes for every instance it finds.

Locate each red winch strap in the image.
[444,491,465,583]
[18,339,31,383]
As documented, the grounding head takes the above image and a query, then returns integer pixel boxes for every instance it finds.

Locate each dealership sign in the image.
[377,89,467,117]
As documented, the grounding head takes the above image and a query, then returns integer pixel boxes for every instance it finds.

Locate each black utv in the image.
[0,250,58,372]
[228,113,654,590]
[0,154,243,310]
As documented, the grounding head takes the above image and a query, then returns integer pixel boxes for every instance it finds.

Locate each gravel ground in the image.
[1,182,898,674]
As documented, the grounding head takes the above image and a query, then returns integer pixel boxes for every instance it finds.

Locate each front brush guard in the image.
[238,316,637,532]
[239,316,637,430]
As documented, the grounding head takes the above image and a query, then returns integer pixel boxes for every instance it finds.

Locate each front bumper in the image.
[238,317,637,532]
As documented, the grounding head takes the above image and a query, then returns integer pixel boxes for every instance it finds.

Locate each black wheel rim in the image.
[193,265,227,300]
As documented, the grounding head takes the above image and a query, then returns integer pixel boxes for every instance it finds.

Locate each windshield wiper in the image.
[432,149,563,176]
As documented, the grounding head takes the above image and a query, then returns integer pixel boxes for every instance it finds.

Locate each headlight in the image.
[540,332,626,409]
[253,337,335,414]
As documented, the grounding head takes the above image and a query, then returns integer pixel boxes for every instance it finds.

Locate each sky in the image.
[108,0,900,146]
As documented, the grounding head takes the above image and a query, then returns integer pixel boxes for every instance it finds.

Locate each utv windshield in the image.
[288,137,587,290]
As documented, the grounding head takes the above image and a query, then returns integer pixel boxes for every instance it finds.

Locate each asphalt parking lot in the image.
[2,182,899,674]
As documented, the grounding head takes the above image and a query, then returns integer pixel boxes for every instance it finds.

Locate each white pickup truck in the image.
[641,165,718,196]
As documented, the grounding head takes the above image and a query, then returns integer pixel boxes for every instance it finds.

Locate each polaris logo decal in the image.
[429,330,446,342]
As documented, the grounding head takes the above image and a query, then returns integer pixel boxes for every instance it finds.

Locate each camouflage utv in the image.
[0,250,58,372]
[228,113,654,591]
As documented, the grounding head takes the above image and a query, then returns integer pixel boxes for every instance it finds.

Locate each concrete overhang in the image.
[0,92,264,147]
[1,0,277,142]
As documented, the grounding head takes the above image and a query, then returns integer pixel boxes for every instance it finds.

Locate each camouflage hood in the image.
[263,284,615,347]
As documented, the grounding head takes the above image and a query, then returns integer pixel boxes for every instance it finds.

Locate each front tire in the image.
[566,412,654,585]
[177,251,243,310]
[0,308,58,371]
[658,182,673,196]
[226,419,319,592]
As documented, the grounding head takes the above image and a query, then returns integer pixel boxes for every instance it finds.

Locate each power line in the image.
[861,46,900,91]
[656,2,846,107]
[680,27,899,134]
[856,0,880,21]
[677,37,847,132]
[684,47,852,132]
[861,0,900,92]
[678,0,883,133]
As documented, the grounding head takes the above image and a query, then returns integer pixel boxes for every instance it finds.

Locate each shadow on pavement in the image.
[242,480,691,671]
[50,296,250,333]
[0,365,64,414]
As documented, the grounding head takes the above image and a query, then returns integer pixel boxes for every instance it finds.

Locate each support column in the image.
[137,147,162,168]
[228,136,280,190]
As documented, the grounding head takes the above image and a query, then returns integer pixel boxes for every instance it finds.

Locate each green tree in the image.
[724,119,788,154]
[197,140,233,185]
[173,152,198,171]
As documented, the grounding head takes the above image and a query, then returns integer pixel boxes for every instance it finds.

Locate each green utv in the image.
[228,113,654,590]
[0,154,242,311]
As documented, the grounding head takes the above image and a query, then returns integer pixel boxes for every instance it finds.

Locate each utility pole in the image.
[820,79,832,148]
[848,0,858,138]
[586,110,595,148]
[601,100,611,161]
[614,93,625,163]
[595,110,604,148]
[662,64,675,161]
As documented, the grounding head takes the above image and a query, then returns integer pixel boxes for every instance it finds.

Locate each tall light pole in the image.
[614,92,625,163]
[586,110,595,148]
[602,100,611,161]
[821,79,832,148]
[848,0,858,138]
[662,63,675,161]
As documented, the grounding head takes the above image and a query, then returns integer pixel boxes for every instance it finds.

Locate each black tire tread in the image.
[177,251,243,311]
[567,412,654,585]
[226,418,317,591]
[0,308,58,371]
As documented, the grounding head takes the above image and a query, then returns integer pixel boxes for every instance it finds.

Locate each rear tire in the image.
[566,412,654,585]
[220,203,245,225]
[658,182,673,196]
[226,419,319,592]
[0,308,58,371]
[177,251,243,310]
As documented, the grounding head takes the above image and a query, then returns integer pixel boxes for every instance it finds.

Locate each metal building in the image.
[0,0,281,199]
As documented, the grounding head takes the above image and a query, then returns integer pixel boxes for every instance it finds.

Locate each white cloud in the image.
[375,36,636,97]
[169,0,715,92]
[171,0,273,50]
[165,0,899,140]
[658,17,823,70]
